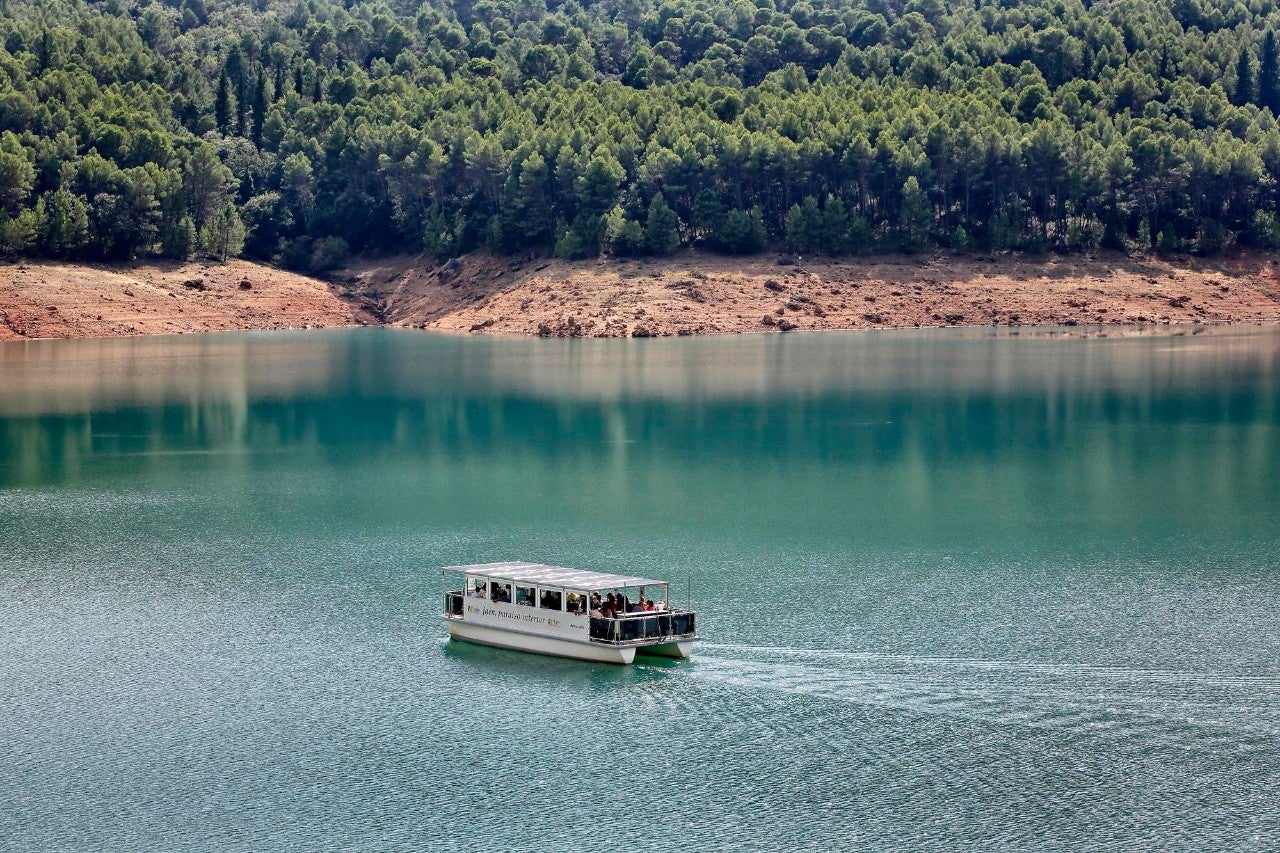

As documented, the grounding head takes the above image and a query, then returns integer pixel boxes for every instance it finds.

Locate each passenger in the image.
[590,604,604,618]
[469,583,486,599]
[643,599,656,612]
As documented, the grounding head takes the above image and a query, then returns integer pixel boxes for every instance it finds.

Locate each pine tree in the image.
[183,145,236,232]
[784,203,807,252]
[601,205,628,254]
[822,196,850,252]
[251,69,268,144]
[644,194,679,255]
[1236,45,1255,106]
[603,206,645,255]
[691,189,724,239]
[1260,32,1280,113]
[798,196,822,251]
[214,72,232,134]
[223,47,248,136]
[714,207,766,254]
[898,177,932,250]
[575,151,625,220]
[202,204,245,261]
[35,189,90,257]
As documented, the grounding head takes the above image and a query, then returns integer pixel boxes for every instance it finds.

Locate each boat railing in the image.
[589,610,696,645]
[444,589,695,643]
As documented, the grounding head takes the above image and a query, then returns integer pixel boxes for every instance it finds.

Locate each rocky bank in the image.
[5,250,1280,342]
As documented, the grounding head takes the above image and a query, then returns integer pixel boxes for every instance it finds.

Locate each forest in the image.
[4,0,1280,270]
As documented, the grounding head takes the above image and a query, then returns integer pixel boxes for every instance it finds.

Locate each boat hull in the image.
[448,621,637,664]
[636,640,694,659]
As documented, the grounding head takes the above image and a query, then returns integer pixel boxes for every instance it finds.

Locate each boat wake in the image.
[687,643,1280,750]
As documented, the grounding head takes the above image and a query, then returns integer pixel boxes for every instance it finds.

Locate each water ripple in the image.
[693,644,1280,748]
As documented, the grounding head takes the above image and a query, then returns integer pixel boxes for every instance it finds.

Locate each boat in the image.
[441,561,698,664]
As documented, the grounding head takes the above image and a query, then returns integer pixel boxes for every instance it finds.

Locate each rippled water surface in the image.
[2,327,1278,851]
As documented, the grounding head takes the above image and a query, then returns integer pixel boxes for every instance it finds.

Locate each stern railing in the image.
[589,610,696,645]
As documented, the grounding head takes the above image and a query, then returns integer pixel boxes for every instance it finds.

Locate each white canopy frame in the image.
[442,561,669,593]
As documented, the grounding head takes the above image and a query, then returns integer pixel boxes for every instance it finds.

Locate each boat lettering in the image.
[471,604,550,625]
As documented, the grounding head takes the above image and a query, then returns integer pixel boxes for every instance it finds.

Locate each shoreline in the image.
[4,249,1280,342]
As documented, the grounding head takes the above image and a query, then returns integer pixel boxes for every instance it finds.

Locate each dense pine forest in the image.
[4,0,1280,270]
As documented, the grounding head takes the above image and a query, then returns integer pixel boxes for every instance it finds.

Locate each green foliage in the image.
[309,236,349,273]
[576,151,625,220]
[897,177,932,252]
[1262,33,1280,115]
[0,210,37,255]
[215,73,233,135]
[1132,219,1153,254]
[784,197,824,254]
[555,217,598,259]
[0,0,1279,266]
[604,207,646,256]
[713,208,766,254]
[645,195,680,256]
[0,141,34,215]
[35,190,90,257]
[1248,210,1280,249]
[201,204,245,262]
[1235,46,1255,107]
[161,214,195,260]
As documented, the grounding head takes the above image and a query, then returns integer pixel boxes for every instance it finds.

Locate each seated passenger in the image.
[469,583,486,599]
[643,599,656,612]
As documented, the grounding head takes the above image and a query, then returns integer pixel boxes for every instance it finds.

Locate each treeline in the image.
[5,0,1280,270]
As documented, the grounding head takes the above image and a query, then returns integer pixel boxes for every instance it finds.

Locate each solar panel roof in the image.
[441,561,668,590]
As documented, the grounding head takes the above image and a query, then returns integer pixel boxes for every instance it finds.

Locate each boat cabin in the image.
[442,561,698,664]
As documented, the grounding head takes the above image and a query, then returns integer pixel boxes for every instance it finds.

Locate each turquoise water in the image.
[1,327,1278,850]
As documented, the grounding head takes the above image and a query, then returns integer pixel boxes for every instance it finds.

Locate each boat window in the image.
[566,592,585,615]
[489,581,512,603]
[515,585,536,607]
[539,588,562,611]
[467,577,488,598]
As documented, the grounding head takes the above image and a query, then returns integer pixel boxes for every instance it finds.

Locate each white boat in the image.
[442,561,698,664]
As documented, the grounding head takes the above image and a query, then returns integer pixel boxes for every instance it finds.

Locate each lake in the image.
[1,326,1278,850]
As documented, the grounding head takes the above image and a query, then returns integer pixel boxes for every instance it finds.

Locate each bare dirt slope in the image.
[337,249,1280,337]
[0,259,373,341]
[5,250,1280,342]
